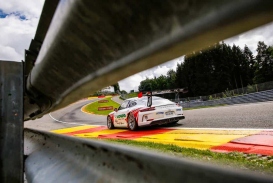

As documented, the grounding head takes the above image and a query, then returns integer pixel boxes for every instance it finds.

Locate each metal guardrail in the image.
[0,61,24,183]
[24,128,273,183]
[1,0,273,183]
[181,89,273,108]
[24,0,273,120]
[180,80,273,102]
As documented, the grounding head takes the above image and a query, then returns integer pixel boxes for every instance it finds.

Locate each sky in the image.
[1,1,273,92]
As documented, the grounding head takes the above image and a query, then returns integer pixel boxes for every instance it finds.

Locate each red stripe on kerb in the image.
[211,130,273,156]
[211,143,273,156]
[99,128,174,139]
[64,126,107,135]
[230,131,273,147]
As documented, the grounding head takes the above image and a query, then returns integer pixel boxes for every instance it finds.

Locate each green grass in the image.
[125,92,138,99]
[101,139,273,175]
[84,97,120,115]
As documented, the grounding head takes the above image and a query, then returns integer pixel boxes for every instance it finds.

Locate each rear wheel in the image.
[127,113,138,131]
[107,116,115,129]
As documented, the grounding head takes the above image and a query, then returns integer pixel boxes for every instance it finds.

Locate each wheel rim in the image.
[107,117,112,128]
[128,114,135,129]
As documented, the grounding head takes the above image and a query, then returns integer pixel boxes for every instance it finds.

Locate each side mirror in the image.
[114,108,118,112]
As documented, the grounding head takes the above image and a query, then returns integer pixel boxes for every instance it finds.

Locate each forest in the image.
[138,41,273,97]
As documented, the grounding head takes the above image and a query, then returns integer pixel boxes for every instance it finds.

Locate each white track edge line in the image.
[49,113,101,127]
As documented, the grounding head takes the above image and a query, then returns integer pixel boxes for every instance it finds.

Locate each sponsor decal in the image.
[165,111,174,115]
[98,106,113,111]
[156,112,164,115]
[116,114,126,118]
[116,121,124,125]
[98,100,109,103]
[176,109,182,111]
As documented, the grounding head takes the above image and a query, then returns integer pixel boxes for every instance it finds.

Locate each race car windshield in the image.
[119,100,129,110]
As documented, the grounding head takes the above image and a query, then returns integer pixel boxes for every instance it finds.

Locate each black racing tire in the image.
[107,116,115,129]
[127,113,138,131]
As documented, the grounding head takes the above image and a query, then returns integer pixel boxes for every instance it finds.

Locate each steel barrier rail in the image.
[0,61,24,183]
[24,0,60,119]
[24,128,273,183]
[181,89,273,108]
[24,0,273,120]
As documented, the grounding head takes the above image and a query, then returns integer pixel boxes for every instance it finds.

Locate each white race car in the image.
[107,96,185,130]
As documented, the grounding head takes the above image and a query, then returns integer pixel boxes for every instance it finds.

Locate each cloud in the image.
[0,45,22,61]
[0,0,44,61]
[119,57,184,92]
[225,22,273,54]
[119,23,273,92]
[0,0,44,18]
[119,74,144,92]
[0,15,39,60]
[1,1,272,93]
[153,66,170,77]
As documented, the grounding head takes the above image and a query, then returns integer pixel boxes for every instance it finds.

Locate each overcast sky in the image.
[1,1,273,92]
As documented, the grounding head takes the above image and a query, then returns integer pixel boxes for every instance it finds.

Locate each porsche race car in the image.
[107,96,185,130]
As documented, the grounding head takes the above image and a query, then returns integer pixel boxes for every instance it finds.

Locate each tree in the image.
[139,78,153,91]
[174,42,253,97]
[243,45,255,85]
[112,83,120,93]
[253,41,273,84]
[138,41,273,98]
[121,90,127,94]
[166,69,176,89]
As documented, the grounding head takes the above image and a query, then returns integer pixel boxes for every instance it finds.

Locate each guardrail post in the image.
[0,61,24,183]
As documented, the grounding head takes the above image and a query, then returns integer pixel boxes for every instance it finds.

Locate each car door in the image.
[114,100,130,127]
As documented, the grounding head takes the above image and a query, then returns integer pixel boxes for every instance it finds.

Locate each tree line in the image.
[138,41,273,97]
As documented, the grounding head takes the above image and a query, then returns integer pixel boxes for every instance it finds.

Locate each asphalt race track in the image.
[24,98,273,155]
[25,98,273,130]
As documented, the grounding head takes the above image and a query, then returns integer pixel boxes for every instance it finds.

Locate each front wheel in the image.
[107,116,115,129]
[127,113,138,131]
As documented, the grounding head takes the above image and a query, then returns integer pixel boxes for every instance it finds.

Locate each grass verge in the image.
[101,139,273,175]
[83,97,120,115]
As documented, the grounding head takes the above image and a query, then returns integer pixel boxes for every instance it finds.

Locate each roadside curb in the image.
[51,126,273,156]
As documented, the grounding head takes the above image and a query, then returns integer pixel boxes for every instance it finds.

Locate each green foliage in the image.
[138,69,177,92]
[253,42,273,84]
[224,88,232,97]
[112,83,120,93]
[121,90,127,94]
[137,41,273,98]
[125,92,138,99]
[246,84,255,93]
